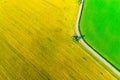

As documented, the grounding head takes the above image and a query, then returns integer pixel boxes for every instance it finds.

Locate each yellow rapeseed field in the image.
[0,0,118,79]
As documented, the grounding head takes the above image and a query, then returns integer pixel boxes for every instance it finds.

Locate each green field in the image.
[80,0,120,70]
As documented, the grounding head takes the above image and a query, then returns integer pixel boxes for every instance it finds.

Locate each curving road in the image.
[76,0,120,76]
